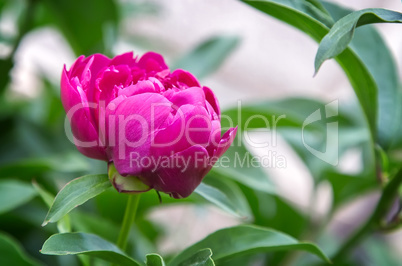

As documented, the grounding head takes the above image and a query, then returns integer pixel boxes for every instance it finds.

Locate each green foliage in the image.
[41,232,141,265]
[169,225,330,265]
[40,0,118,55]
[42,174,111,226]
[195,180,251,219]
[172,36,240,79]
[175,249,214,266]
[0,232,42,266]
[146,253,166,266]
[0,179,37,214]
[0,0,401,265]
[319,4,402,148]
[315,8,402,72]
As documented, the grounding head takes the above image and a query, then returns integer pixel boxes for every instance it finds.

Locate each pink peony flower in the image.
[61,51,237,198]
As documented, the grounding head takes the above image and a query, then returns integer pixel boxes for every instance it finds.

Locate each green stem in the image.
[116,194,141,251]
[331,167,402,263]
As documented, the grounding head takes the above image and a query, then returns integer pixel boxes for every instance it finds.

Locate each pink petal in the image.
[213,126,238,158]
[107,93,172,176]
[205,120,221,157]
[60,67,107,160]
[109,52,136,67]
[137,52,168,72]
[96,65,132,105]
[203,126,237,176]
[203,86,220,117]
[168,87,206,110]
[150,105,211,157]
[171,69,200,88]
[140,145,210,198]
[118,80,158,97]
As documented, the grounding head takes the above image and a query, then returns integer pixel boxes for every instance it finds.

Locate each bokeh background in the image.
[0,0,401,265]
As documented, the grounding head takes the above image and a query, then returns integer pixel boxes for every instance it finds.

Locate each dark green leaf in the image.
[32,181,71,233]
[146,253,166,266]
[169,225,330,265]
[241,188,308,239]
[315,8,402,72]
[71,211,156,263]
[325,170,377,209]
[0,232,42,266]
[210,140,275,194]
[361,237,402,266]
[194,179,251,219]
[0,153,89,178]
[203,177,252,219]
[173,36,240,79]
[241,0,379,146]
[42,174,111,226]
[177,249,214,266]
[41,0,118,55]
[41,232,140,266]
[326,3,401,150]
[0,179,37,214]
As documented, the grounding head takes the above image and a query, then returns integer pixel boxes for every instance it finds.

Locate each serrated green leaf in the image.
[146,253,166,266]
[0,179,37,214]
[177,248,215,266]
[0,232,42,266]
[42,174,111,226]
[169,225,330,265]
[40,232,140,265]
[173,36,240,79]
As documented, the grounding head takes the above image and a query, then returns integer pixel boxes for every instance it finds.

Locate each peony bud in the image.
[61,51,237,198]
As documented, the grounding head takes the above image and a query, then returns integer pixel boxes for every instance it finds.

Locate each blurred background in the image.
[0,0,401,265]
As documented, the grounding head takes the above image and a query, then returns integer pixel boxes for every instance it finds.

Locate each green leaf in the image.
[169,225,330,265]
[210,139,276,194]
[32,181,71,233]
[222,97,361,178]
[146,253,166,266]
[177,249,215,266]
[0,153,89,178]
[194,179,251,219]
[325,170,377,209]
[241,0,379,147]
[361,237,402,266]
[316,5,402,147]
[71,211,156,263]
[0,232,42,266]
[42,174,111,226]
[315,8,402,72]
[40,232,140,266]
[0,179,37,214]
[173,36,240,79]
[41,0,118,55]
[204,177,251,219]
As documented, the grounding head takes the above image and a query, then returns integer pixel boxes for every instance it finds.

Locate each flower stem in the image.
[331,167,402,263]
[116,194,141,252]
